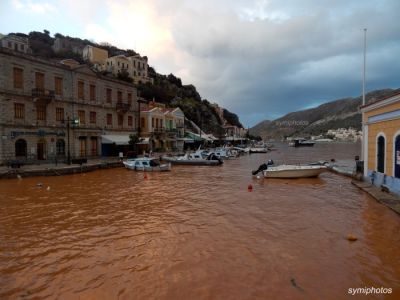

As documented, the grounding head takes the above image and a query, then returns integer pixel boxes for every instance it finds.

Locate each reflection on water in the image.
[0,142,399,299]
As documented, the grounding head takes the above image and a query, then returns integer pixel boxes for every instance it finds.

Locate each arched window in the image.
[15,139,27,157]
[56,139,65,155]
[377,135,385,173]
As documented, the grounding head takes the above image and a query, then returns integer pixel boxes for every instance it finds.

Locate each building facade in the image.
[82,45,108,70]
[0,47,139,165]
[361,93,400,194]
[0,34,31,54]
[139,102,185,151]
[126,55,152,84]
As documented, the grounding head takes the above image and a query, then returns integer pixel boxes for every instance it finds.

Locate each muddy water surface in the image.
[1,143,400,299]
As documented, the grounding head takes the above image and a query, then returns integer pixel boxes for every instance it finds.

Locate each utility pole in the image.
[361,28,367,171]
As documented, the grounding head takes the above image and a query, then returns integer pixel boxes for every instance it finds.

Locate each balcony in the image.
[32,88,55,105]
[116,102,131,114]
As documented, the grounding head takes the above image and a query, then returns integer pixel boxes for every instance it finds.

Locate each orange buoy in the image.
[248,184,253,191]
[346,234,358,242]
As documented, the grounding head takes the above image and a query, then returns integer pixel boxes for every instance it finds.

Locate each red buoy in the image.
[144,172,148,179]
[248,184,253,191]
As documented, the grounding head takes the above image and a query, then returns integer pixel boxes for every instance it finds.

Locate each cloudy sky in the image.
[1,0,399,127]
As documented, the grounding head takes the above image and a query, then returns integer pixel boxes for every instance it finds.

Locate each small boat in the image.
[249,147,268,153]
[289,138,315,147]
[123,157,171,171]
[161,152,223,166]
[252,160,326,178]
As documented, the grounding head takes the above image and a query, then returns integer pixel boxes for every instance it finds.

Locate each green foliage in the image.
[117,70,133,83]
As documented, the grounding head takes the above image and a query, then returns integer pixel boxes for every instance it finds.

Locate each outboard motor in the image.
[252,160,274,175]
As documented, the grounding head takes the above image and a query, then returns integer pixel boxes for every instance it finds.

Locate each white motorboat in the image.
[249,147,268,154]
[123,157,171,171]
[263,165,326,178]
[161,152,223,166]
[252,160,326,178]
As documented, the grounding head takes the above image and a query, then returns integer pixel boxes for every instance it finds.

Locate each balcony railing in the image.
[32,88,55,105]
[116,102,131,114]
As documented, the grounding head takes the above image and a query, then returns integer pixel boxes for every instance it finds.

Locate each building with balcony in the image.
[0,34,31,54]
[0,47,139,164]
[104,55,131,77]
[127,55,153,84]
[138,101,185,151]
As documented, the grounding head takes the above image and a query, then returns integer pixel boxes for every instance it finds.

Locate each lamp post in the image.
[67,116,71,165]
[361,28,367,165]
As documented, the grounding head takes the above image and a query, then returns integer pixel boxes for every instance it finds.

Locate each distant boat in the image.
[249,147,268,153]
[123,157,171,171]
[289,138,315,147]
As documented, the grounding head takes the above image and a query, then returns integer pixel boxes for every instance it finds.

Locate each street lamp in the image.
[66,116,79,165]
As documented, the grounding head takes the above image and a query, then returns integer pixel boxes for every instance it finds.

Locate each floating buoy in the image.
[247,184,253,191]
[46,186,51,191]
[36,183,43,187]
[17,174,22,180]
[346,234,358,242]
[144,172,148,180]
[256,175,261,179]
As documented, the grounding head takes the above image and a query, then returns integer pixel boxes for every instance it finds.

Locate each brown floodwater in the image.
[1,142,400,299]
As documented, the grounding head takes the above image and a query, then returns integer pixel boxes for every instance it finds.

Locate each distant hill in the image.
[250,88,400,139]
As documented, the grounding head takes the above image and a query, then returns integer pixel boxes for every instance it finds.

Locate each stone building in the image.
[52,37,84,55]
[126,55,153,84]
[0,34,31,54]
[0,47,139,165]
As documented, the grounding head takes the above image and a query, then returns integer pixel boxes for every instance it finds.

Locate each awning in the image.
[101,135,130,145]
[136,137,149,145]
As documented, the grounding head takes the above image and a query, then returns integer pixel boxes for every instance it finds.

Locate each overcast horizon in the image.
[1,0,399,127]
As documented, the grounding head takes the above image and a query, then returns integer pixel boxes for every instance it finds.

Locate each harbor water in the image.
[1,143,400,299]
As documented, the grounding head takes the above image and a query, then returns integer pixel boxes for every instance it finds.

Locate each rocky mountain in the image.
[250,88,400,139]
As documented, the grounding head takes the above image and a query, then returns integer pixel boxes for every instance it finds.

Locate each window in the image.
[377,135,385,173]
[141,117,145,128]
[78,81,84,100]
[78,110,85,124]
[8,41,12,48]
[35,72,45,89]
[56,107,64,121]
[152,118,154,128]
[106,88,112,103]
[127,93,132,106]
[128,116,133,127]
[15,139,27,157]
[90,137,97,156]
[107,113,112,125]
[37,105,46,121]
[90,84,96,101]
[90,111,96,124]
[20,44,24,51]
[117,91,122,103]
[13,67,23,89]
[14,103,25,119]
[56,139,65,155]
[118,115,123,127]
[55,77,63,95]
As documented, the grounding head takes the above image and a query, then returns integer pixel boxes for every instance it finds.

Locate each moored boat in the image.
[289,138,315,147]
[161,152,223,166]
[123,157,171,171]
[252,160,326,178]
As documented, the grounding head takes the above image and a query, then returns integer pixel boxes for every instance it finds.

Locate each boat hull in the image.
[263,165,326,178]
[123,162,171,171]
[161,156,222,166]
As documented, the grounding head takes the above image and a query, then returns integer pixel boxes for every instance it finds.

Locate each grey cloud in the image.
[152,0,400,127]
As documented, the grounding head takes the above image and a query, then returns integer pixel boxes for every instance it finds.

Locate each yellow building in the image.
[361,92,400,193]
[83,45,108,69]
[104,55,131,77]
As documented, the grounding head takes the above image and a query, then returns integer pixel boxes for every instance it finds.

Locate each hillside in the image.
[13,30,243,135]
[250,88,400,139]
